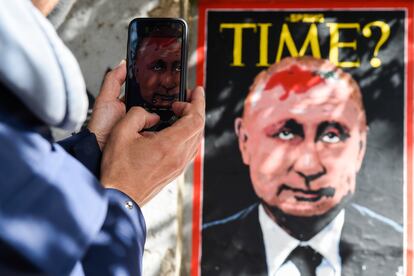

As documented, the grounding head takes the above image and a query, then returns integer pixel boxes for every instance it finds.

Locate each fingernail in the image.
[199,86,205,97]
[117,59,126,67]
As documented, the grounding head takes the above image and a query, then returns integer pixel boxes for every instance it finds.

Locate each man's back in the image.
[0,90,146,275]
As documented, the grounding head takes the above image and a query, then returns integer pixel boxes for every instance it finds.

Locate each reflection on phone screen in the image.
[127,21,184,130]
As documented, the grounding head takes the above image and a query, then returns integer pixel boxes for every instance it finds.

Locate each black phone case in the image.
[125,18,188,131]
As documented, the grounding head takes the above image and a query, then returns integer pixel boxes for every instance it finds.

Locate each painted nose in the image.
[161,72,177,91]
[292,143,326,188]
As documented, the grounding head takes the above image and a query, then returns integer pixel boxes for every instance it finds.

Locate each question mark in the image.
[362,21,390,68]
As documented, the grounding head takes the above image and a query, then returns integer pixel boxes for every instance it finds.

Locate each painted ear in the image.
[235,117,250,165]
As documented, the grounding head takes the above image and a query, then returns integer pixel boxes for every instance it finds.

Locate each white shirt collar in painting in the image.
[258,204,344,276]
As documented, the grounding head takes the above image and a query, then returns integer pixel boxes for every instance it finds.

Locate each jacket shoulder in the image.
[201,204,267,276]
[341,203,403,275]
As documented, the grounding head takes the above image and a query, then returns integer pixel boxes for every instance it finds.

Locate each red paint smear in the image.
[264,65,325,101]
[144,37,177,49]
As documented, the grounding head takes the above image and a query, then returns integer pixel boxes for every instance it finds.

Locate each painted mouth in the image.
[154,93,178,101]
[277,184,335,202]
[151,94,178,108]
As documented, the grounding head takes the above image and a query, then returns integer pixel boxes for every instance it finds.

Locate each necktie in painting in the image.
[285,246,323,276]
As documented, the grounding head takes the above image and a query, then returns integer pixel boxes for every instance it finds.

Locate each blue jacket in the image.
[0,91,146,275]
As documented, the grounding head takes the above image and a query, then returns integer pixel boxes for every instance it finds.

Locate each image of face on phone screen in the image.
[126,19,186,126]
[135,35,181,109]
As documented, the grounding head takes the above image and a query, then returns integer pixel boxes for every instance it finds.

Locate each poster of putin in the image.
[191,1,414,276]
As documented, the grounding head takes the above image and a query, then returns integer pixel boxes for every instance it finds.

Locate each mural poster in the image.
[192,1,414,275]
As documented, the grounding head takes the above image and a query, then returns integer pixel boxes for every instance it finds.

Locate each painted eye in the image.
[173,62,182,72]
[277,130,295,140]
[320,132,340,143]
[152,64,163,71]
[150,61,166,72]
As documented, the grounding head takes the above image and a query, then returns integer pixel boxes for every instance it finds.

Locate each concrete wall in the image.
[58,0,195,275]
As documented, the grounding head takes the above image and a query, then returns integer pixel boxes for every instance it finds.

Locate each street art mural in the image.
[191,1,414,275]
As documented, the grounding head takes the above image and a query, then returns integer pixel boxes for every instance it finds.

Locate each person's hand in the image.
[100,86,205,206]
[88,60,127,150]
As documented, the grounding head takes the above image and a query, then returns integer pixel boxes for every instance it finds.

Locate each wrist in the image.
[102,182,138,206]
[87,127,105,150]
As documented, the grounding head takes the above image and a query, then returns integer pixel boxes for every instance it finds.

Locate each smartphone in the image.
[125,18,188,131]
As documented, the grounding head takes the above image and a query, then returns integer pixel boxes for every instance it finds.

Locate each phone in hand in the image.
[125,18,188,131]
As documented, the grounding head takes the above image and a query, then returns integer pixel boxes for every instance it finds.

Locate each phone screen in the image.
[126,19,187,130]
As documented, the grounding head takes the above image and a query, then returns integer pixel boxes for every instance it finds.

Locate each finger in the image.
[171,88,193,122]
[189,86,206,113]
[99,60,127,101]
[117,106,160,135]
[159,110,204,145]
[171,101,187,117]
[163,87,205,144]
[171,86,205,117]
[172,86,205,117]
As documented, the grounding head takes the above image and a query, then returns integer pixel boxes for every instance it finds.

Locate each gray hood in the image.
[47,0,77,29]
[0,0,87,131]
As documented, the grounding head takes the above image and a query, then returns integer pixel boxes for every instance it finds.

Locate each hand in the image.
[100,86,205,206]
[88,60,127,150]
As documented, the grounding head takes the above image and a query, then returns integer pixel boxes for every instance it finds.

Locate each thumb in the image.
[98,60,127,101]
[117,107,160,135]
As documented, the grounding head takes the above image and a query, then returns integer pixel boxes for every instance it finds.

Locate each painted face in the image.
[135,37,181,109]
[236,65,367,217]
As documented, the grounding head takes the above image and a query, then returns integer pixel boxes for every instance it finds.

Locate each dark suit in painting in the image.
[201,203,402,276]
